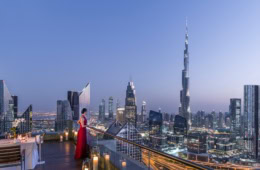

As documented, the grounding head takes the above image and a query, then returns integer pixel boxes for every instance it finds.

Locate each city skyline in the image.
[0,0,260,113]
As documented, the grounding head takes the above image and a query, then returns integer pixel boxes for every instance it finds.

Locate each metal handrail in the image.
[86,125,212,170]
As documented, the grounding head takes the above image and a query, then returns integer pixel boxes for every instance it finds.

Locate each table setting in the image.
[0,136,39,170]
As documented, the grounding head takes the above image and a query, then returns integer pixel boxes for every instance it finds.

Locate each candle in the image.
[65,132,69,140]
[60,135,63,142]
[122,161,126,168]
[93,156,98,170]
[105,154,110,161]
[74,131,78,137]
[84,168,88,170]
[105,154,110,170]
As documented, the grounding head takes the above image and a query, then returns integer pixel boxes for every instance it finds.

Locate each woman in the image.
[75,108,88,159]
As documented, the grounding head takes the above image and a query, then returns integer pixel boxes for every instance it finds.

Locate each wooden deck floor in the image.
[35,141,82,170]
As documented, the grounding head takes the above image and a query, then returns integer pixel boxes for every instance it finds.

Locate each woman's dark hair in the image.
[81,108,87,114]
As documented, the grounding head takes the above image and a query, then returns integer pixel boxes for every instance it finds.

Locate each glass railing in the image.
[0,119,259,170]
[83,124,211,170]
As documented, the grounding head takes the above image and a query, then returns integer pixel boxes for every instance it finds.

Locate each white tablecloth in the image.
[0,138,39,170]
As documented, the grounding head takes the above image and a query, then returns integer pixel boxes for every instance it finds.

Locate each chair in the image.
[0,144,25,170]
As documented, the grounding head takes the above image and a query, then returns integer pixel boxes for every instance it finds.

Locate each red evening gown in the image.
[75,115,87,159]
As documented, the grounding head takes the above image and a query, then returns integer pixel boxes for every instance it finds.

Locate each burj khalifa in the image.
[179,19,191,129]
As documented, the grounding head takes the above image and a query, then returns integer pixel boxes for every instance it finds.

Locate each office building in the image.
[116,107,125,124]
[211,111,217,130]
[187,132,207,154]
[140,101,146,123]
[125,81,137,126]
[149,110,163,135]
[149,110,166,148]
[99,99,106,121]
[56,100,73,132]
[173,115,187,135]
[12,96,18,119]
[116,123,142,161]
[244,85,260,160]
[230,98,241,136]
[108,96,114,119]
[67,91,79,120]
[218,111,224,129]
[0,80,14,134]
[68,83,90,121]
[19,105,33,133]
[79,83,90,118]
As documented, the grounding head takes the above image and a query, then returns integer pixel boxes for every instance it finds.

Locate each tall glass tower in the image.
[125,81,137,126]
[179,19,191,129]
[244,85,260,160]
[108,96,114,119]
[0,80,14,134]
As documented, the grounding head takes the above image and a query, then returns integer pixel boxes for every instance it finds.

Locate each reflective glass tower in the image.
[68,83,90,121]
[67,91,79,120]
[56,100,73,131]
[19,105,33,133]
[141,101,147,123]
[79,83,90,117]
[244,85,260,160]
[125,81,137,126]
[0,80,14,134]
[108,96,114,119]
[230,98,241,137]
[179,19,191,129]
[99,99,106,122]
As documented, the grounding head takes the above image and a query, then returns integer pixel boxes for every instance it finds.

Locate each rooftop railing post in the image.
[148,150,151,170]
[37,134,45,165]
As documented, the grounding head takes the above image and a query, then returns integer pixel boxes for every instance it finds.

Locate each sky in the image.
[0,0,260,113]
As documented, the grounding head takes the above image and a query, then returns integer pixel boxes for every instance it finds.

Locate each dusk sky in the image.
[0,0,259,113]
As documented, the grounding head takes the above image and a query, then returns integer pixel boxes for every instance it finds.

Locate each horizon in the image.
[1,0,260,113]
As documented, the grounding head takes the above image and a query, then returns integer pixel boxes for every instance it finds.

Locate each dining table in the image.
[0,137,39,170]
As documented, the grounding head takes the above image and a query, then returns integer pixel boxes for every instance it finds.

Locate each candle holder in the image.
[60,135,63,142]
[103,152,111,170]
[74,131,78,140]
[65,131,69,141]
[82,158,91,170]
[121,159,127,170]
[91,146,100,170]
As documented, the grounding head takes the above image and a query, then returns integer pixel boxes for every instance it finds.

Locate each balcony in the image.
[0,120,257,169]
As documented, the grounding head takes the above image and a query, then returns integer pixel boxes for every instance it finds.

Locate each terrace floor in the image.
[35,141,82,170]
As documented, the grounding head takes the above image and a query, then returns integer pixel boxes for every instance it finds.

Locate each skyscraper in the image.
[0,80,14,134]
[116,99,120,109]
[116,107,125,124]
[99,99,106,121]
[79,83,90,118]
[68,83,90,121]
[67,91,79,120]
[211,110,217,130]
[149,110,163,135]
[244,85,260,160]
[12,96,18,119]
[179,19,191,129]
[173,115,187,135]
[125,81,137,126]
[218,111,224,129]
[108,96,114,119]
[140,101,146,123]
[56,100,73,131]
[116,123,142,162]
[19,105,32,134]
[114,81,141,162]
[230,98,241,136]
